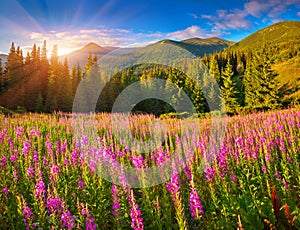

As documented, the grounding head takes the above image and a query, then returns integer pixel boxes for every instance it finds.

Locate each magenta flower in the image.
[23,205,35,230]
[0,129,7,142]
[189,188,204,220]
[130,205,144,230]
[81,206,97,230]
[1,156,7,167]
[2,187,9,196]
[15,126,24,138]
[27,166,35,180]
[78,178,85,191]
[46,140,53,155]
[60,141,68,152]
[46,197,63,214]
[61,211,75,228]
[32,150,39,163]
[111,184,121,219]
[166,171,181,199]
[86,217,97,230]
[130,155,146,168]
[22,141,31,157]
[35,180,46,199]
[55,141,60,153]
[13,170,18,181]
[204,167,216,182]
[71,150,79,165]
[10,154,17,163]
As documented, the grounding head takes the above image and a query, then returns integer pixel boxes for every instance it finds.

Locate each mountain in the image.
[231,21,300,51]
[230,20,300,101]
[145,37,234,57]
[59,42,118,67]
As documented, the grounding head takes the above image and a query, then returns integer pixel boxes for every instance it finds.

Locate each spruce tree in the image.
[35,92,44,112]
[243,50,280,111]
[221,59,239,114]
[5,42,19,86]
[45,45,59,112]
[39,40,50,100]
[209,56,221,84]
[61,58,73,111]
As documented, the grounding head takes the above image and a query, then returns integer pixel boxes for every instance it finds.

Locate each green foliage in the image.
[243,50,280,110]
[35,92,44,113]
[221,59,240,114]
[0,106,14,115]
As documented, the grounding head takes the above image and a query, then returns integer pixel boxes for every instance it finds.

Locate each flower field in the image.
[0,109,300,229]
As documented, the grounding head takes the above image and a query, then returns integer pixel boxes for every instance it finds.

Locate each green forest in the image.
[0,21,300,115]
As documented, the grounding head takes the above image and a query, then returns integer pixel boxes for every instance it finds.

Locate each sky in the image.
[0,0,300,55]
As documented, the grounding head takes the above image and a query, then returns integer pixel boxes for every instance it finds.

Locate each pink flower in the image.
[61,211,75,228]
[189,188,204,219]
[2,187,9,196]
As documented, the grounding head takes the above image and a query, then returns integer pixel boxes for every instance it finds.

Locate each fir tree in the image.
[45,45,59,112]
[209,56,221,84]
[4,42,20,86]
[221,59,239,114]
[244,50,280,110]
[35,92,44,112]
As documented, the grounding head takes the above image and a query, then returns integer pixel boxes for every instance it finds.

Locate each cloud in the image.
[189,13,200,19]
[201,9,251,31]
[297,12,300,17]
[27,28,135,55]
[200,0,300,32]
[167,25,222,40]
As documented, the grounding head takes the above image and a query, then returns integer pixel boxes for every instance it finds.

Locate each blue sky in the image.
[0,0,300,55]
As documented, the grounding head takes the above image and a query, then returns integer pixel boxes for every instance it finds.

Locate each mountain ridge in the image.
[231,20,300,51]
[59,36,234,67]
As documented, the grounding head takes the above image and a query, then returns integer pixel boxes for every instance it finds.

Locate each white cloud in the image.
[167,25,222,40]
[200,0,300,32]
[79,29,101,34]
[189,13,200,19]
[297,12,300,17]
[28,29,135,55]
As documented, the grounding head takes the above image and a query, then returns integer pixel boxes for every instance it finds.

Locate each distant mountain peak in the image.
[83,42,103,49]
[59,42,118,67]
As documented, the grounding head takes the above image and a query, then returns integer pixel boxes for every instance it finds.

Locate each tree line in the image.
[0,41,298,115]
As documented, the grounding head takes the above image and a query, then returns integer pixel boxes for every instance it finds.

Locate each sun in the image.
[57,47,76,56]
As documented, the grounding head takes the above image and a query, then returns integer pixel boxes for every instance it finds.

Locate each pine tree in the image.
[221,59,239,114]
[60,58,73,111]
[209,56,221,84]
[85,53,94,73]
[35,92,44,112]
[39,40,50,100]
[243,50,280,111]
[4,42,19,86]
[45,45,59,112]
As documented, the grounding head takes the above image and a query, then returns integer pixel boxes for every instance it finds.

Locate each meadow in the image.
[0,109,299,229]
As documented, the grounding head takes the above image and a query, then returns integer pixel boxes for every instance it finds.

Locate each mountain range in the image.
[58,37,234,68]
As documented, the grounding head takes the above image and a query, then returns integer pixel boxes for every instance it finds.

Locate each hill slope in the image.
[156,37,234,57]
[231,20,300,102]
[231,20,300,52]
